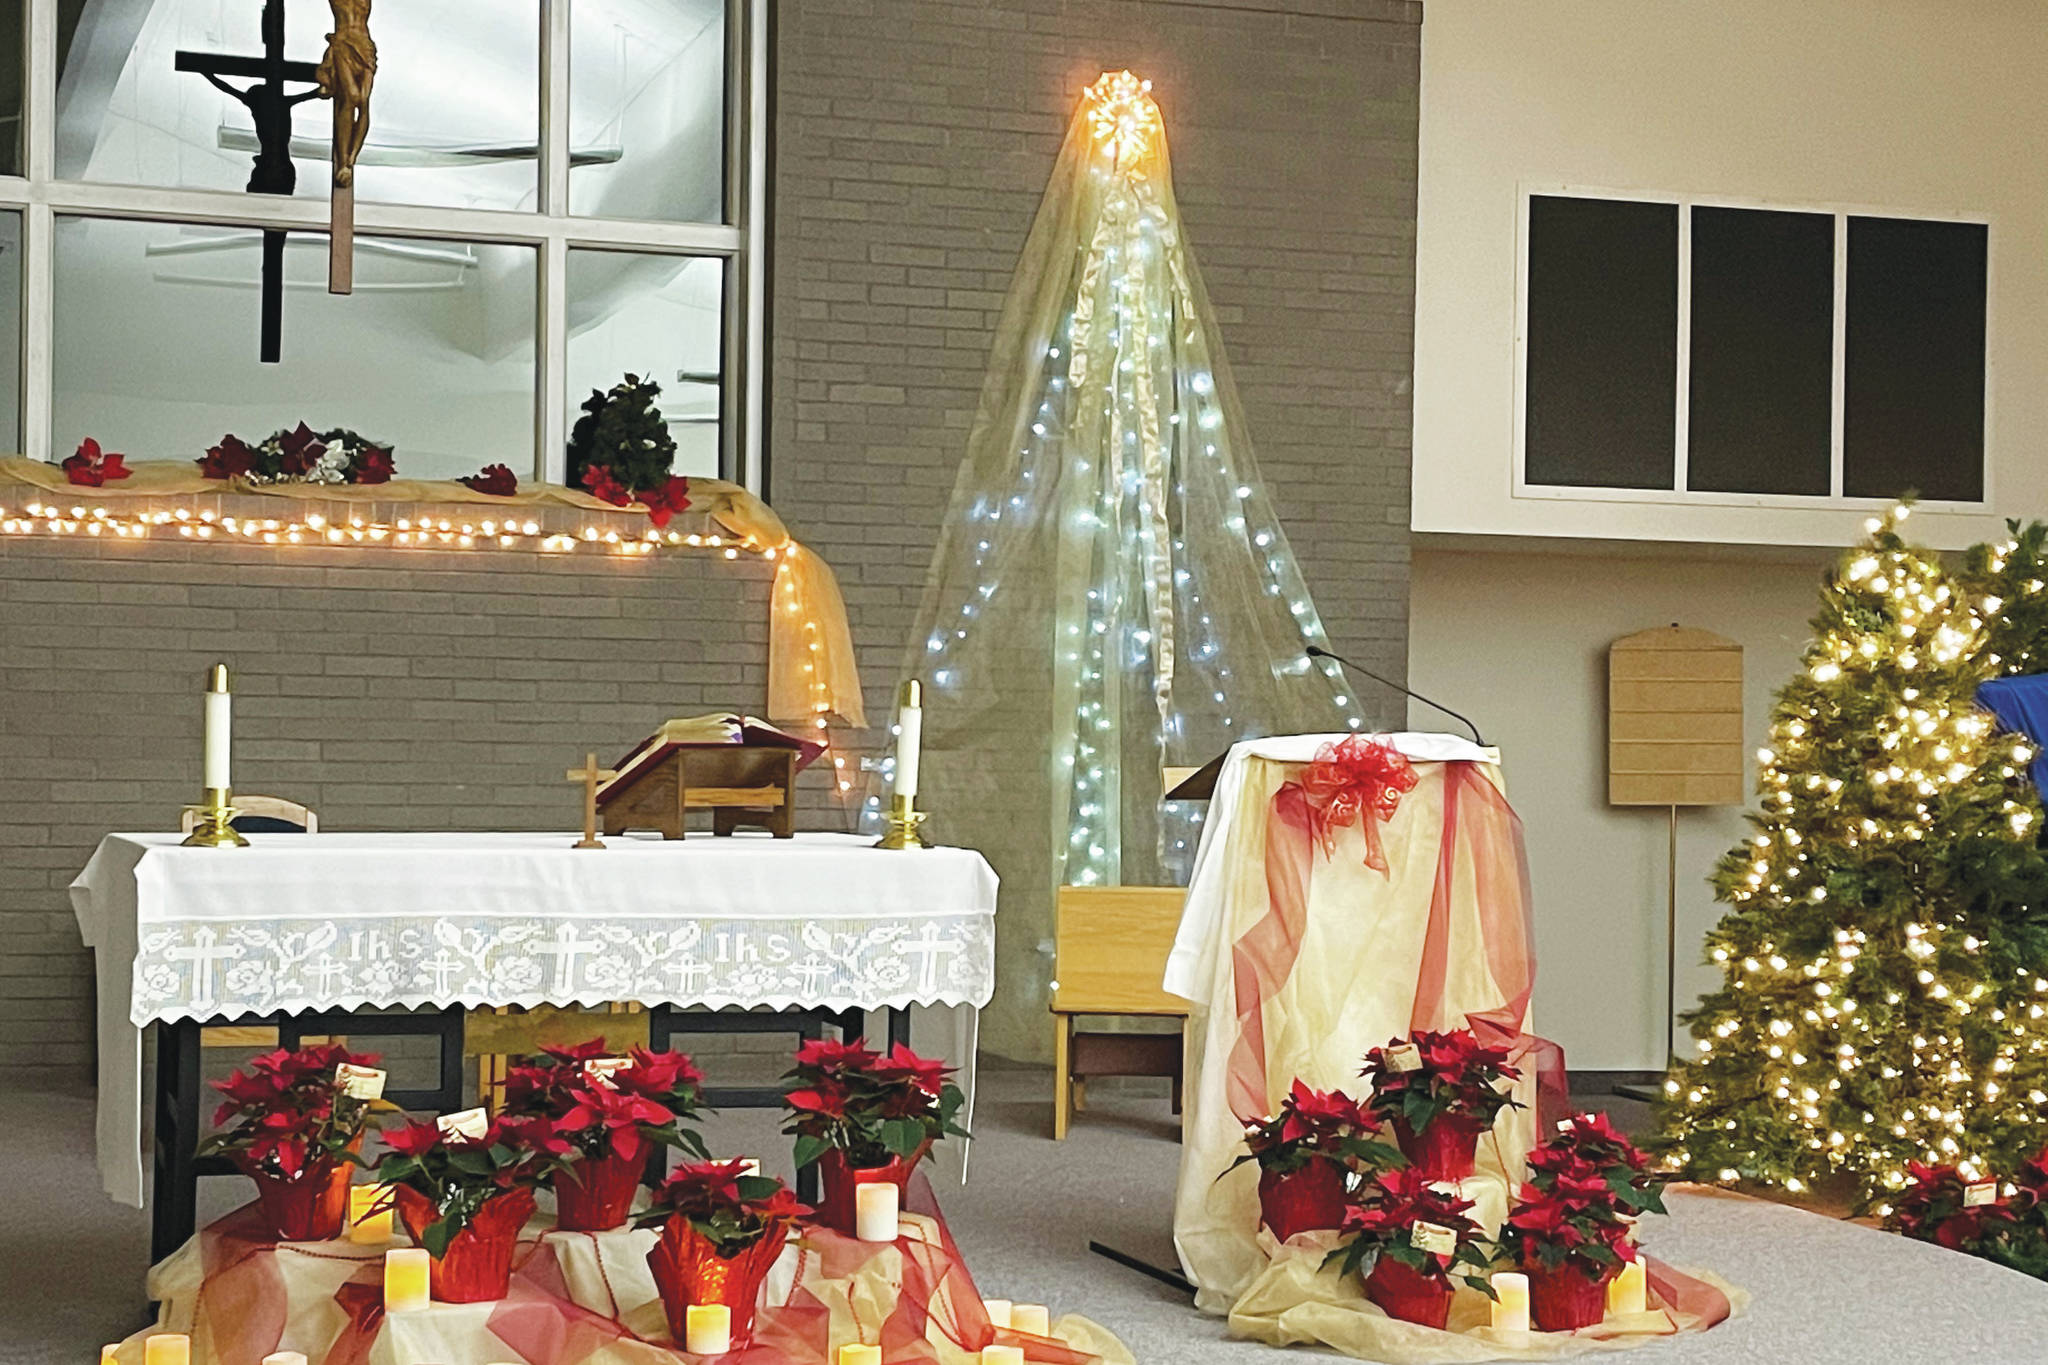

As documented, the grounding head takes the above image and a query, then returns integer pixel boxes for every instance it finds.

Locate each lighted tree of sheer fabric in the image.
[884,73,1367,1057]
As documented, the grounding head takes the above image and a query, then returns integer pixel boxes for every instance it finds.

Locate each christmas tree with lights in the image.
[1657,504,2048,1207]
[886,72,1366,1057]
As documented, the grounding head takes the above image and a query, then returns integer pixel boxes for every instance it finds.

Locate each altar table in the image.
[71,830,998,1230]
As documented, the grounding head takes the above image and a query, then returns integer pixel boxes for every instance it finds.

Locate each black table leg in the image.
[150,1018,202,1268]
[886,1006,911,1050]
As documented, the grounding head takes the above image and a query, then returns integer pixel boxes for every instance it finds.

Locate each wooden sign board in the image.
[1608,626,1744,807]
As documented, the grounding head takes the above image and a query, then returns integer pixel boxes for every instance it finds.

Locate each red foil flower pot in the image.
[394,1185,537,1303]
[554,1147,644,1232]
[1256,1160,1350,1243]
[243,1154,354,1242]
[1362,1255,1454,1330]
[646,1215,789,1349]
[814,1147,921,1237]
[1525,1258,1616,1332]
[1393,1115,1484,1181]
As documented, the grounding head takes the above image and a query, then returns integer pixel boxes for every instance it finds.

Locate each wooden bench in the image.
[1050,886,1192,1139]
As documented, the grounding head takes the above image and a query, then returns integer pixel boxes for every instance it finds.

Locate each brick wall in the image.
[0,536,781,1083]
[769,0,1422,734]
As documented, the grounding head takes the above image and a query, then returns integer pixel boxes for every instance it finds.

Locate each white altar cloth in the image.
[72,831,998,1207]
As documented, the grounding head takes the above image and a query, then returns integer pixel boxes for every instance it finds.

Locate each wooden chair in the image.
[1049,886,1192,1139]
[178,796,321,1049]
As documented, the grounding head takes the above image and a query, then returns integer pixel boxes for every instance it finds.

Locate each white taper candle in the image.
[202,664,232,791]
[892,679,923,798]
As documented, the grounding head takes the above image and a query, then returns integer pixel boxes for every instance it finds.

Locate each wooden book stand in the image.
[598,745,798,839]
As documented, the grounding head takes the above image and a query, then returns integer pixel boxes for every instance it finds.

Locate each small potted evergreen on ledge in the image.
[1361,1027,1522,1180]
[1324,1167,1494,1329]
[1231,1080,1401,1243]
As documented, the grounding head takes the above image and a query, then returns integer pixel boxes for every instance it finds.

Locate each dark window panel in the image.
[1844,217,1987,502]
[1524,195,1679,490]
[1687,207,1835,496]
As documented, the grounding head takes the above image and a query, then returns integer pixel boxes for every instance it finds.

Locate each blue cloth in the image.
[1976,675,2048,787]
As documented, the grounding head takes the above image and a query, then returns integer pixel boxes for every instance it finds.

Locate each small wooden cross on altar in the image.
[175,0,375,362]
[567,753,618,849]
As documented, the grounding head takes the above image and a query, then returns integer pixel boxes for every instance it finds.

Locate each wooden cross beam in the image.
[567,753,619,850]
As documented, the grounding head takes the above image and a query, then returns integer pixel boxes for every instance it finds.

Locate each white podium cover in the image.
[1166,734,1544,1313]
[72,831,998,1206]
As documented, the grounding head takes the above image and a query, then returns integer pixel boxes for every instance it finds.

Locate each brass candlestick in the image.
[182,786,248,848]
[875,792,930,849]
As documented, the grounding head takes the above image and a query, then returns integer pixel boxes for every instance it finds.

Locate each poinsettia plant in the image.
[1323,1166,1495,1294]
[196,1043,388,1179]
[62,438,130,486]
[1361,1028,1522,1135]
[632,1158,811,1253]
[460,463,520,496]
[500,1039,712,1167]
[1887,1161,2019,1256]
[1229,1080,1402,1177]
[374,1113,573,1256]
[1495,1114,1666,1279]
[781,1038,969,1171]
[197,422,394,485]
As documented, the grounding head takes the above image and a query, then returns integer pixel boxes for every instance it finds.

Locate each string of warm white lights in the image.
[1659,502,2048,1210]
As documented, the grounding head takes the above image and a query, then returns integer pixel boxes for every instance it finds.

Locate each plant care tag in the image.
[436,1107,490,1142]
[1965,1181,1998,1208]
[1386,1043,1423,1073]
[1557,1118,1575,1134]
[1411,1221,1457,1257]
[583,1056,632,1087]
[335,1063,386,1101]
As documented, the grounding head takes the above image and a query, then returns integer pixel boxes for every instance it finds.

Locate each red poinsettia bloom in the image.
[460,463,519,496]
[555,1084,673,1165]
[640,474,692,528]
[197,433,257,479]
[275,422,325,477]
[617,1046,705,1100]
[581,463,632,507]
[350,445,395,484]
[785,1084,851,1120]
[871,1042,953,1098]
[61,438,131,486]
[380,1118,450,1159]
[793,1037,880,1076]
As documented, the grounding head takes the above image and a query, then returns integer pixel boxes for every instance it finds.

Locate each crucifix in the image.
[567,752,619,849]
[175,0,375,363]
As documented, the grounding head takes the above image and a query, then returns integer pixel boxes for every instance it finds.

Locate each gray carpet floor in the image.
[5,1066,2048,1363]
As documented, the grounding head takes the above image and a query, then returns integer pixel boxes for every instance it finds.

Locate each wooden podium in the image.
[597,745,798,839]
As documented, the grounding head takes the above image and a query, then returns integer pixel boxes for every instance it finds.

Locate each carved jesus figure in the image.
[315,0,376,187]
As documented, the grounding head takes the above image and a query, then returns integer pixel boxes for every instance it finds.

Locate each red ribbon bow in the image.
[1287,733,1418,873]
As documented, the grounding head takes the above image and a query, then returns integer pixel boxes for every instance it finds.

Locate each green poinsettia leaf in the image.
[791,1135,832,1170]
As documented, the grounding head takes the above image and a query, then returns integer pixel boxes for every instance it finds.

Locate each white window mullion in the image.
[1830,212,1849,498]
[537,235,569,484]
[539,0,572,219]
[26,0,54,181]
[1672,202,1692,493]
[22,200,52,461]
[738,0,768,493]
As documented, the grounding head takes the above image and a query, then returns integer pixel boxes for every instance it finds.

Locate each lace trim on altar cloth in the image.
[129,914,996,1026]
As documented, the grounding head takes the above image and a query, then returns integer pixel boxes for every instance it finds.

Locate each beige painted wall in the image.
[1408,544,1835,1070]
[1414,0,2048,550]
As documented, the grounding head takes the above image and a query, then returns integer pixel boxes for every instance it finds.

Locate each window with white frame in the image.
[0,0,763,488]
[1518,190,1989,507]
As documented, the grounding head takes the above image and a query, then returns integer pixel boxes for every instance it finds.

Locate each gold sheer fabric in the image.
[893,74,1363,1060]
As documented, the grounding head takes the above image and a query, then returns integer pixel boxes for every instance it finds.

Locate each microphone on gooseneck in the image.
[1305,644,1486,748]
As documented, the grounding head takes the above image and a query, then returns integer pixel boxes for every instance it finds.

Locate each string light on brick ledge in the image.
[0,500,782,560]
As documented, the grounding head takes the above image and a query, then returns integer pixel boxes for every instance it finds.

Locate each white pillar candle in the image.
[982,1298,1013,1329]
[143,1337,190,1365]
[685,1303,732,1354]
[836,1347,882,1365]
[261,1354,310,1365]
[892,680,923,798]
[202,665,232,791]
[383,1247,431,1313]
[1010,1304,1050,1336]
[979,1348,1026,1365]
[854,1179,900,1242]
[1607,1259,1648,1316]
[1490,1272,1530,1332]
